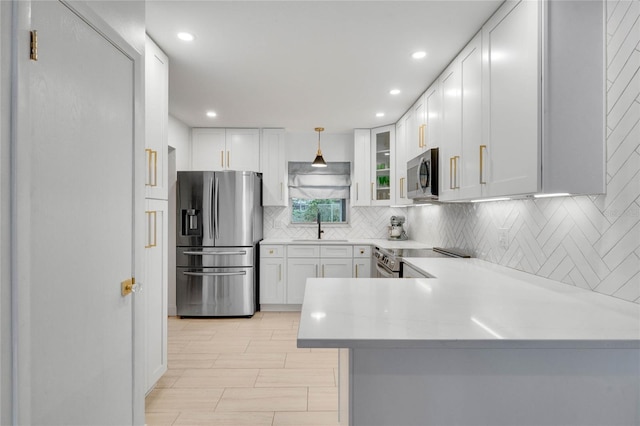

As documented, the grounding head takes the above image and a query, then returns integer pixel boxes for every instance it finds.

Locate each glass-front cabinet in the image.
[370,125,395,205]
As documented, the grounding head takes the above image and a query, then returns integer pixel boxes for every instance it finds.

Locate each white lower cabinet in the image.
[287,258,320,304]
[144,199,168,393]
[260,244,371,309]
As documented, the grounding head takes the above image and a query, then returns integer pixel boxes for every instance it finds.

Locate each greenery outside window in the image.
[291,199,347,223]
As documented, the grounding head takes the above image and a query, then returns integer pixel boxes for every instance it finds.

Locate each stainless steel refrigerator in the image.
[176,171,263,316]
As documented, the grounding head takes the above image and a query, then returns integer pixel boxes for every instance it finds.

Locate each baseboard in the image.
[260,304,302,312]
[168,305,177,316]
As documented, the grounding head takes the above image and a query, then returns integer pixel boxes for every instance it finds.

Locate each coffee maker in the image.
[388,215,408,240]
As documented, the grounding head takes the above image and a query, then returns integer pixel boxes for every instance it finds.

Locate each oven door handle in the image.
[183,271,247,277]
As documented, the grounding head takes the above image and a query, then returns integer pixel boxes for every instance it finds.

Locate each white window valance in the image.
[288,161,351,199]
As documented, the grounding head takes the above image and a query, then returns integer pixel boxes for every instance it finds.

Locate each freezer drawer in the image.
[177,267,255,316]
[177,246,254,268]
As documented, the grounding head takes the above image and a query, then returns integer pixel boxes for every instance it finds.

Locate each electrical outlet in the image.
[498,228,509,249]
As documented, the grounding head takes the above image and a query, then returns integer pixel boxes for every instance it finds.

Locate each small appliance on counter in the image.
[388,215,408,241]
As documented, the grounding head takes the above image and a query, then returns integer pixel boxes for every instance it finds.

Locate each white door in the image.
[14,1,142,423]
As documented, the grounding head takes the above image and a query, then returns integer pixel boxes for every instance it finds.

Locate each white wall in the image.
[408,0,640,304]
[285,131,353,163]
[168,115,191,171]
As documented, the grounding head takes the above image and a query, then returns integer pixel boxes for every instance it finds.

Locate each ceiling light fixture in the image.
[311,127,327,168]
[376,112,385,117]
[389,89,401,95]
[206,111,217,118]
[177,32,195,42]
[412,51,426,59]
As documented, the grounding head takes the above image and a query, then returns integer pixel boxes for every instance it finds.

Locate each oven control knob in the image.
[388,259,395,268]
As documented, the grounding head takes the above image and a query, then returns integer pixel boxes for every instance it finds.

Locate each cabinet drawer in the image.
[320,245,353,258]
[260,245,284,258]
[353,245,371,258]
[287,245,320,258]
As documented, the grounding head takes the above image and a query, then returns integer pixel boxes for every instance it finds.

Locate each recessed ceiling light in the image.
[177,32,195,42]
[412,51,426,59]
[389,89,401,95]
[376,112,385,117]
[206,111,217,118]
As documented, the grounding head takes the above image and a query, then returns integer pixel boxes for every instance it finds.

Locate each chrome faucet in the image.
[317,212,324,239]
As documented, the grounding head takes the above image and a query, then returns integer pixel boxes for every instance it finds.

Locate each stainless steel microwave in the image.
[407,148,439,200]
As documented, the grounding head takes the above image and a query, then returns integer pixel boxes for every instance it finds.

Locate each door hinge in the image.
[30,30,38,61]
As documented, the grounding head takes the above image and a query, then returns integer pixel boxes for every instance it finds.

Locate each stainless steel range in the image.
[373,246,470,278]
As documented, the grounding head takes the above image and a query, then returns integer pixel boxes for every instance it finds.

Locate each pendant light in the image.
[311,127,327,167]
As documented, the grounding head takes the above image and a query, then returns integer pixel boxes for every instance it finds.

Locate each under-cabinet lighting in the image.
[412,51,426,59]
[533,193,571,198]
[470,197,511,203]
[206,111,217,118]
[177,32,195,42]
[389,89,401,95]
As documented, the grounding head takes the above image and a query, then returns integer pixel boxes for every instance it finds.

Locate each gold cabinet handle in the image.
[145,149,158,187]
[400,177,405,198]
[145,210,157,248]
[449,157,454,190]
[360,249,365,254]
[479,145,487,184]
[269,249,274,254]
[227,150,230,168]
[419,124,426,148]
[280,182,283,201]
[356,182,359,201]
[220,150,224,167]
[316,264,319,277]
[454,156,460,189]
[322,264,325,278]
[278,264,282,281]
[371,182,374,201]
[355,264,359,278]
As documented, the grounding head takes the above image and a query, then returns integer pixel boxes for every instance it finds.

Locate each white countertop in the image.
[297,258,640,349]
[261,238,430,249]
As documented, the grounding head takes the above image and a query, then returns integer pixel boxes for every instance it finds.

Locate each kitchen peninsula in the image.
[297,258,640,426]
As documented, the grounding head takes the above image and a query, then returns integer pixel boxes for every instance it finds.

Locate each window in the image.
[288,162,351,224]
[291,198,347,223]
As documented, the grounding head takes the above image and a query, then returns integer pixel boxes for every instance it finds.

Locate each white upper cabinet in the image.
[191,128,260,172]
[226,128,261,171]
[439,60,462,201]
[394,113,411,205]
[353,125,396,206]
[407,96,425,159]
[145,36,169,200]
[260,129,287,206]
[458,32,483,200]
[423,81,442,151]
[370,125,396,206]
[352,129,371,206]
[481,0,539,197]
[480,0,605,198]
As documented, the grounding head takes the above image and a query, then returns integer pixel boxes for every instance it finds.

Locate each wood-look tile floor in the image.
[145,312,339,426]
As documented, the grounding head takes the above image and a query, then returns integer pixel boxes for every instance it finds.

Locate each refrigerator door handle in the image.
[183,271,247,277]
[209,177,214,240]
[183,251,248,256]
[214,177,220,240]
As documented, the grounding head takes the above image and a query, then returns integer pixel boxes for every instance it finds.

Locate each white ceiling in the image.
[146,1,503,133]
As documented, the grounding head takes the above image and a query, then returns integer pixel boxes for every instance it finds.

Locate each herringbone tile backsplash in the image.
[409,0,640,304]
[266,0,640,303]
